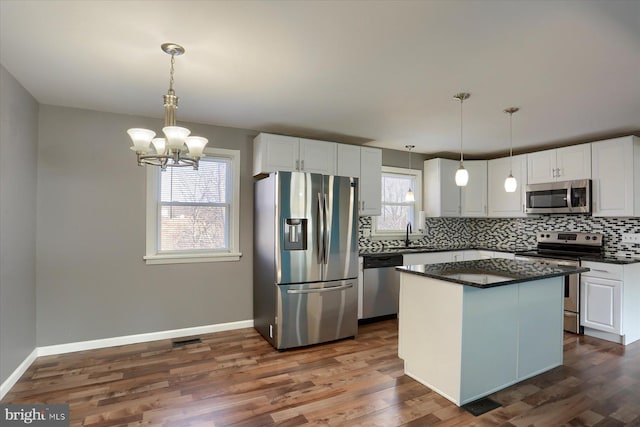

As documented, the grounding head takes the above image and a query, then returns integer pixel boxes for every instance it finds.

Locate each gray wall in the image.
[36,105,256,346]
[0,66,38,383]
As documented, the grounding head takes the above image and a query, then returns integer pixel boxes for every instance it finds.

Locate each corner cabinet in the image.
[253,133,336,176]
[592,136,640,217]
[488,154,527,217]
[423,158,487,217]
[527,144,591,184]
[580,261,640,345]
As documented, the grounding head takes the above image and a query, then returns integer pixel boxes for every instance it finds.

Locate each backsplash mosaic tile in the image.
[359,215,640,258]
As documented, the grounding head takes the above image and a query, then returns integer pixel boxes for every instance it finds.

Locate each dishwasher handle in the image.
[286,283,353,294]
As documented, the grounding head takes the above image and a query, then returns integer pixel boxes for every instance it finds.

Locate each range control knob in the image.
[592,235,598,240]
[546,234,551,238]
[585,236,591,240]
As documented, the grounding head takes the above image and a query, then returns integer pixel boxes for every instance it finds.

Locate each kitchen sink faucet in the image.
[405,222,412,247]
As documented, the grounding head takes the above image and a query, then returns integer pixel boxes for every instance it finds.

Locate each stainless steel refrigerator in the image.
[254,171,359,350]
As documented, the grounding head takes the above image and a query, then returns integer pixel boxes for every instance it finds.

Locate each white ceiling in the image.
[1,0,639,157]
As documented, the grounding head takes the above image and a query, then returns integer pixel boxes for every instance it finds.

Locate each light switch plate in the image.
[621,233,640,243]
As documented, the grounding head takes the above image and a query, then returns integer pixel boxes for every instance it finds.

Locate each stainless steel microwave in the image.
[525,179,591,214]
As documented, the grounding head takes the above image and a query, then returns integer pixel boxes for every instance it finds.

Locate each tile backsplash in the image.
[359,215,640,258]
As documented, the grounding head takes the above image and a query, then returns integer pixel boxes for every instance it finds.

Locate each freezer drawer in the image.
[276,280,357,349]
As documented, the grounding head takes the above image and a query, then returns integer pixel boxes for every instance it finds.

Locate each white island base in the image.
[398,272,564,406]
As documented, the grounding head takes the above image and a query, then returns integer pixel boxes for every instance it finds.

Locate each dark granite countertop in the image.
[360,245,640,264]
[579,255,640,265]
[359,245,526,257]
[397,258,589,289]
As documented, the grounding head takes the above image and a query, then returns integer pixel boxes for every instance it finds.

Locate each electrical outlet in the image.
[363,229,371,238]
[621,233,640,243]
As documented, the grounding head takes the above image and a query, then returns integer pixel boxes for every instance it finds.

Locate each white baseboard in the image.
[0,348,38,400]
[0,319,254,400]
[583,327,623,344]
[38,319,254,356]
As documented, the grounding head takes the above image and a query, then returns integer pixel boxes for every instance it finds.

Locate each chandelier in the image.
[127,43,208,170]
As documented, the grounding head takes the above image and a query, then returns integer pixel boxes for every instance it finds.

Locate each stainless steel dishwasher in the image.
[362,254,403,319]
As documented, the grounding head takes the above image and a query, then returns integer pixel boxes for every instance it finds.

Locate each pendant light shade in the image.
[504,107,520,193]
[455,164,469,186]
[405,145,416,202]
[453,92,470,187]
[504,174,517,192]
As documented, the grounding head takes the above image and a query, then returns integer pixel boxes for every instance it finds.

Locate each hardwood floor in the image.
[3,320,640,426]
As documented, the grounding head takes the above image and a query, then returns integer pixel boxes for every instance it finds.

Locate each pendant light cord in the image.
[509,111,513,174]
[459,97,464,163]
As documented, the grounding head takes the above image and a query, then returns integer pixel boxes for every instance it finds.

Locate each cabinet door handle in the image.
[591,269,609,273]
[301,160,305,170]
[295,160,299,170]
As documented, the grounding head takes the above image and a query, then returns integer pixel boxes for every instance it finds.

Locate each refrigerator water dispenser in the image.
[284,218,307,250]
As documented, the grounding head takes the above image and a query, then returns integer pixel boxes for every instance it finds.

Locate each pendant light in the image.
[405,145,416,202]
[504,107,520,193]
[453,92,470,186]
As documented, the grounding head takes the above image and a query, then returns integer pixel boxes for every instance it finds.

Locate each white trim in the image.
[144,252,242,265]
[0,319,254,400]
[0,348,38,400]
[145,147,241,264]
[372,166,423,236]
[38,319,254,356]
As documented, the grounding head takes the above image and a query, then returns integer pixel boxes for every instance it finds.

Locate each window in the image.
[145,147,241,264]
[373,166,422,236]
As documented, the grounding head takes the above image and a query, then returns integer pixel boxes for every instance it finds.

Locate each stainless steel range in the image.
[515,231,604,334]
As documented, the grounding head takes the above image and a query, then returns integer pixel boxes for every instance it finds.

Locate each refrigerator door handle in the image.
[317,192,325,264]
[323,193,329,264]
[286,283,353,294]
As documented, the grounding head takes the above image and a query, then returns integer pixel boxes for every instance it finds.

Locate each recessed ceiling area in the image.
[1,0,638,158]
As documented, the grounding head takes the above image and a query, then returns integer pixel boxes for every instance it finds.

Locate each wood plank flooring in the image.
[3,319,640,426]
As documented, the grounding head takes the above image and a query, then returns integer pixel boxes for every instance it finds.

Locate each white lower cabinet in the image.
[403,251,452,265]
[580,261,640,345]
[581,275,621,335]
[403,249,502,265]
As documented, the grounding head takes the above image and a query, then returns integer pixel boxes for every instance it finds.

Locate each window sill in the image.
[144,252,242,265]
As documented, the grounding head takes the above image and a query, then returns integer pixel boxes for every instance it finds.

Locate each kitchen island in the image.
[396,258,588,406]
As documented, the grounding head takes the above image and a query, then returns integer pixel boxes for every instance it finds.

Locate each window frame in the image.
[144,147,241,264]
[372,166,423,239]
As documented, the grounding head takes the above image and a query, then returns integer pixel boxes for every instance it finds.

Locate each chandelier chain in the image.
[168,53,176,94]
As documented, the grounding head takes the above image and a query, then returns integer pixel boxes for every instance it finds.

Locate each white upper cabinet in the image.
[488,154,527,217]
[253,133,299,175]
[253,133,336,176]
[592,135,640,217]
[424,158,487,217]
[527,144,591,184]
[424,158,460,217]
[336,144,361,178]
[359,147,382,216]
[460,160,487,217]
[299,138,337,175]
